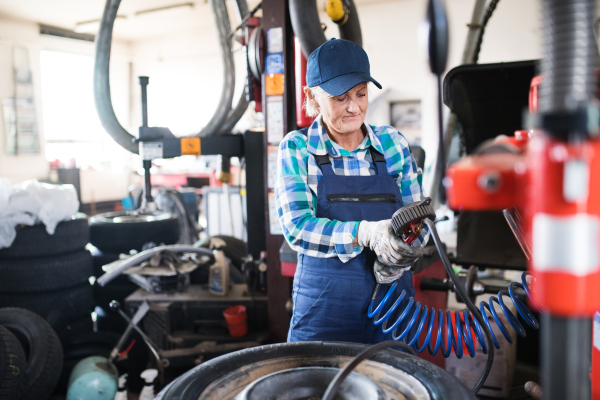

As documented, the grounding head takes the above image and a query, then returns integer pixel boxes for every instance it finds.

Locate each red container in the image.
[223,305,248,337]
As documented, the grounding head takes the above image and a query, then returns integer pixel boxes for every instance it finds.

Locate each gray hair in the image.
[303,86,333,117]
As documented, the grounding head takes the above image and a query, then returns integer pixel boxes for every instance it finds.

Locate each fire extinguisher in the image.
[294,37,315,128]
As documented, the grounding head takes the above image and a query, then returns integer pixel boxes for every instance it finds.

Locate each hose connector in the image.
[325,0,349,25]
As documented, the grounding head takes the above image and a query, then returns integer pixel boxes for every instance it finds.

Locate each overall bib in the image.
[287,142,415,344]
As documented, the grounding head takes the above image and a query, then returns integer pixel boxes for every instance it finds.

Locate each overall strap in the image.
[370,146,388,175]
[313,154,336,176]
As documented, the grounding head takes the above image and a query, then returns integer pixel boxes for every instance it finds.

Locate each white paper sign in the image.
[267,27,284,54]
[140,142,163,160]
[267,97,284,144]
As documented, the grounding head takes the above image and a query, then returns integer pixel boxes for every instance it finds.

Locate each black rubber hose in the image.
[199,0,236,137]
[290,0,362,58]
[338,0,362,47]
[219,0,251,134]
[472,0,500,64]
[290,0,327,58]
[424,218,495,393]
[94,0,138,154]
[321,340,416,400]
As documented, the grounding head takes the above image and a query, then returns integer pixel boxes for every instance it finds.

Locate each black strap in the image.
[370,146,385,163]
[314,154,331,165]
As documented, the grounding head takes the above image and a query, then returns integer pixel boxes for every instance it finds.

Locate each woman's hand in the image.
[357,220,423,267]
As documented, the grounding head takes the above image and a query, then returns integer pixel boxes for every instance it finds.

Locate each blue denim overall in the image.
[287,141,415,344]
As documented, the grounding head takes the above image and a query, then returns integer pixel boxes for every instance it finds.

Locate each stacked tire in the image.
[89,211,180,317]
[0,214,94,327]
[0,308,64,400]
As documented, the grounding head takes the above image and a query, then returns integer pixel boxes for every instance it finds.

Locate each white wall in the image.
[129,11,248,137]
[0,16,132,184]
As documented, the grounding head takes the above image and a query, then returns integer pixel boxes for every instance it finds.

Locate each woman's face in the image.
[315,83,369,137]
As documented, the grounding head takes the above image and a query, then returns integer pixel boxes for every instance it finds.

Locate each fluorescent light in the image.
[74,15,126,34]
[135,3,195,17]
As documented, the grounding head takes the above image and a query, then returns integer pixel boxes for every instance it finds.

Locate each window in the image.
[40,50,131,169]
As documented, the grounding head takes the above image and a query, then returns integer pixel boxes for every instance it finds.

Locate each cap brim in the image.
[319,72,382,97]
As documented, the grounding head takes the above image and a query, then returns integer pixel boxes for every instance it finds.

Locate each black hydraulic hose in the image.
[290,0,362,58]
[219,0,251,134]
[472,0,500,64]
[220,88,249,134]
[290,0,327,58]
[94,0,138,154]
[338,0,362,47]
[199,0,236,137]
[424,218,495,393]
[321,340,416,400]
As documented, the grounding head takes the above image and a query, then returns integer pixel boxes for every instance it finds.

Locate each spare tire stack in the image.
[0,214,94,327]
[0,308,64,400]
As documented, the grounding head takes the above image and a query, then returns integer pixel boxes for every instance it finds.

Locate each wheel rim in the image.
[91,211,175,224]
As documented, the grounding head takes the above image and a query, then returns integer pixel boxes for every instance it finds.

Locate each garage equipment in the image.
[443,1,600,398]
[372,200,537,360]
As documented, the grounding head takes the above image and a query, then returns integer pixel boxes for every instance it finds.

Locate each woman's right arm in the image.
[275,133,361,263]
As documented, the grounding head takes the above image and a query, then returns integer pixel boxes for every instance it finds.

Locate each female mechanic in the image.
[275,38,427,344]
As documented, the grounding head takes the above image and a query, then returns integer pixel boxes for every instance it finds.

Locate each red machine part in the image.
[446,151,526,211]
[294,37,315,128]
[524,135,600,316]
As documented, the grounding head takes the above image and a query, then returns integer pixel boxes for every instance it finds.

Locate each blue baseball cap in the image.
[306,38,382,96]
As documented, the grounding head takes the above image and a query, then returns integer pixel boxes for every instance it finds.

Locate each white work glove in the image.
[357,220,423,283]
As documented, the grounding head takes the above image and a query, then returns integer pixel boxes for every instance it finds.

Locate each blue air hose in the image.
[368,271,538,358]
[368,220,539,360]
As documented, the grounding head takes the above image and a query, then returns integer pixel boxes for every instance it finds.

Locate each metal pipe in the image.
[198,0,236,137]
[541,315,592,400]
[539,0,596,138]
[94,0,138,154]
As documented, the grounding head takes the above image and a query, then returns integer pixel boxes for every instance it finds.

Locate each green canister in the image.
[67,356,118,400]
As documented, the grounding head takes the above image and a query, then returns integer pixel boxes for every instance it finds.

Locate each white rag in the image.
[0,179,79,249]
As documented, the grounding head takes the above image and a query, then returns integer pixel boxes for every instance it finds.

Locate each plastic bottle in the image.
[209,247,230,296]
[139,369,158,400]
[114,374,127,400]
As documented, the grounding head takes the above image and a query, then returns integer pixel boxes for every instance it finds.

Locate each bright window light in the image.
[40,50,131,170]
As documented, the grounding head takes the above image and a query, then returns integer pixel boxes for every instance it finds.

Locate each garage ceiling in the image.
[0,0,261,41]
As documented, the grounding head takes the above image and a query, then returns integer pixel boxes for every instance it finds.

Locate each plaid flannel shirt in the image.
[275,115,428,263]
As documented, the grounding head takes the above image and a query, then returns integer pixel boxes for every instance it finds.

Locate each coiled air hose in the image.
[368,217,540,393]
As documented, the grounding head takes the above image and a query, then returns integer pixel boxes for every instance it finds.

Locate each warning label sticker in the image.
[181,137,201,156]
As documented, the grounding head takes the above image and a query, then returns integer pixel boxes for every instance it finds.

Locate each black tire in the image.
[0,214,89,259]
[0,325,27,400]
[156,342,476,400]
[90,212,179,253]
[196,235,247,269]
[0,308,63,400]
[0,250,92,293]
[0,284,94,322]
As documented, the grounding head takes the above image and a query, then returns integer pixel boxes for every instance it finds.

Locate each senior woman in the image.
[275,38,427,344]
